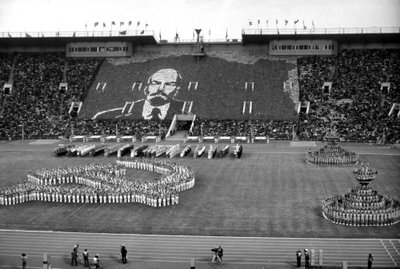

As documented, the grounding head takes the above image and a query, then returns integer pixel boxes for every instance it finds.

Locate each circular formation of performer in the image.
[306,136,358,166]
[321,163,400,226]
[0,159,195,207]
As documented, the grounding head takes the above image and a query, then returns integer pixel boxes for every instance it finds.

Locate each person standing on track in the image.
[71,249,78,266]
[83,249,89,267]
[121,244,128,264]
[304,249,310,268]
[296,249,302,267]
[368,253,374,269]
[21,253,27,269]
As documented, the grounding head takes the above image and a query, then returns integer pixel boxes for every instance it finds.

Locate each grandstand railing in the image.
[160,38,242,44]
[242,27,400,35]
[0,30,243,44]
[0,29,155,38]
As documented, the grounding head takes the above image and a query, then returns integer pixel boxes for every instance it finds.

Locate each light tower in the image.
[192,28,205,60]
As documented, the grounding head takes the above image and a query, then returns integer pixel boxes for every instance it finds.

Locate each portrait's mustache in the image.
[149,91,168,98]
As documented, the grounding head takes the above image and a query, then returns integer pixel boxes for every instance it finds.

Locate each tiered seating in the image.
[80,55,297,120]
[0,53,13,90]
[0,53,14,118]
[0,53,102,140]
[297,49,400,143]
[1,52,65,139]
[0,49,400,143]
[65,57,103,102]
[72,119,170,140]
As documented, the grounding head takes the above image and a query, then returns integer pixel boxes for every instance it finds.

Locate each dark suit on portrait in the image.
[92,99,185,120]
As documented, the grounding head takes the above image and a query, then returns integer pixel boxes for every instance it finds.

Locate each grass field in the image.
[0,140,399,239]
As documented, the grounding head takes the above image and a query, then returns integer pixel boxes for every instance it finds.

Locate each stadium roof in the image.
[242,27,400,44]
[0,30,158,48]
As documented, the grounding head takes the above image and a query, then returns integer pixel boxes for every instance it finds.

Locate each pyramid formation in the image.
[306,134,359,166]
[322,163,400,226]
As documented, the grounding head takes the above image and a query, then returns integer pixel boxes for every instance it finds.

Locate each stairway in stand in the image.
[166,130,188,141]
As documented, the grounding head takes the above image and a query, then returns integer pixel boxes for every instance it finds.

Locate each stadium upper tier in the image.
[79,56,298,121]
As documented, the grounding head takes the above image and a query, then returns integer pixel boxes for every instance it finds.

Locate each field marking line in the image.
[314,166,328,198]
[54,204,85,228]
[390,240,400,257]
[381,239,397,266]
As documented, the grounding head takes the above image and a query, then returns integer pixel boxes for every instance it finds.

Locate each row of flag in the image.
[87,21,148,28]
[9,29,145,38]
[249,19,315,30]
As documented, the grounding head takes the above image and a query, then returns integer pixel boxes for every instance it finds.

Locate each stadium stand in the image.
[80,55,297,121]
[0,53,13,90]
[297,49,400,143]
[0,49,400,143]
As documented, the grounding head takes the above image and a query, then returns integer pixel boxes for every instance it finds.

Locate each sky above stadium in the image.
[0,0,399,40]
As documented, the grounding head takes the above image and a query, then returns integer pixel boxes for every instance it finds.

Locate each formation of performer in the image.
[0,159,195,208]
[322,164,400,226]
[306,140,358,166]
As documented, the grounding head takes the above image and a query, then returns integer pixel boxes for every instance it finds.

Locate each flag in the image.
[119,30,127,35]
[285,20,288,26]
[120,22,124,26]
[129,21,132,26]
[249,21,252,26]
[294,19,299,24]
[137,21,140,27]
[112,21,116,25]
[94,22,99,27]
[7,32,12,38]
[140,30,144,34]
[25,33,32,38]
[72,32,76,37]
[103,23,106,27]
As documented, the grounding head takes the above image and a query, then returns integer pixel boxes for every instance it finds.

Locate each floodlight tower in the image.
[192,28,205,61]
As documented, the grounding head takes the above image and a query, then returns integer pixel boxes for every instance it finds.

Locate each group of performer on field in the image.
[321,162,400,226]
[306,140,358,166]
[0,159,195,207]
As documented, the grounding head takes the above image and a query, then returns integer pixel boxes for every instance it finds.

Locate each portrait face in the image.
[145,68,181,106]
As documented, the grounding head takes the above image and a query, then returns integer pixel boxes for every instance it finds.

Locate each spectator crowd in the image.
[0,49,399,143]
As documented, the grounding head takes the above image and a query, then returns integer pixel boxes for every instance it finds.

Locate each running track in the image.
[0,230,399,268]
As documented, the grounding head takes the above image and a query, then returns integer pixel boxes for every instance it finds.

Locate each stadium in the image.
[1,4,400,269]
